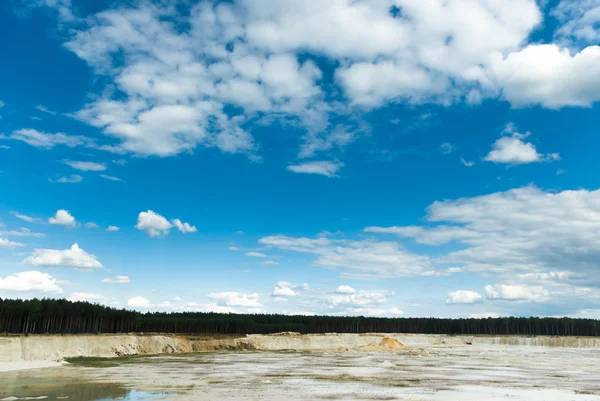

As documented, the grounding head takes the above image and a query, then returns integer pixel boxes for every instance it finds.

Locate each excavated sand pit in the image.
[2,334,600,400]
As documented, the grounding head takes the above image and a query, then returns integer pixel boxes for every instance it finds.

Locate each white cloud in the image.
[63,160,107,171]
[271,282,308,297]
[490,44,600,108]
[84,222,97,228]
[100,174,124,182]
[287,161,343,177]
[106,225,120,232]
[336,285,357,294]
[363,186,600,288]
[0,271,63,294]
[102,275,130,284]
[446,290,483,304]
[10,129,94,149]
[484,125,557,164]
[440,142,455,154]
[35,105,58,115]
[246,251,267,258]
[11,212,39,223]
[22,243,102,269]
[171,219,197,233]
[460,158,475,167]
[31,0,600,168]
[208,292,261,307]
[272,282,298,297]
[0,237,25,248]
[485,284,549,302]
[552,0,600,46]
[68,292,107,303]
[261,260,279,265]
[128,296,151,308]
[50,175,83,184]
[0,228,45,238]
[259,235,433,279]
[326,289,391,308]
[136,211,194,237]
[48,209,76,227]
[135,210,172,237]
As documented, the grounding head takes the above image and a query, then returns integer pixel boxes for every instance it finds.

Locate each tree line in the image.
[1,298,599,336]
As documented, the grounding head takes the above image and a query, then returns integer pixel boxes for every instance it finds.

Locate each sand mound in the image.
[379,337,406,350]
[357,337,407,351]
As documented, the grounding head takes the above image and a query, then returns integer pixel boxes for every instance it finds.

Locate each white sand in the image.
[0,361,62,373]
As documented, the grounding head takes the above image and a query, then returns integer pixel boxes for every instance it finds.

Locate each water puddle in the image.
[0,380,175,401]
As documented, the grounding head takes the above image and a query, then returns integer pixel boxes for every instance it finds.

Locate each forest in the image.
[1,298,599,337]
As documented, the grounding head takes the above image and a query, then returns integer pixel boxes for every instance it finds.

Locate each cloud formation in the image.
[48,209,76,227]
[23,243,102,269]
[0,271,63,294]
[102,275,130,284]
[287,161,343,177]
[135,210,195,237]
[446,290,483,304]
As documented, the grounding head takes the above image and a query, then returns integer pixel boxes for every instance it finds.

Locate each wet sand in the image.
[1,344,600,400]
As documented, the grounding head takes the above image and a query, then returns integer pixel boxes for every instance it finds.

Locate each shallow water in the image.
[2,345,600,400]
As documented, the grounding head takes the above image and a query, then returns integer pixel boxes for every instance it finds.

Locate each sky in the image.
[1,0,600,319]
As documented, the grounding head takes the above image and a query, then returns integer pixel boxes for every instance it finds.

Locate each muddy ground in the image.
[2,344,600,400]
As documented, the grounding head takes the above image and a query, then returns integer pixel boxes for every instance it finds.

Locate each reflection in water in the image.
[0,379,174,401]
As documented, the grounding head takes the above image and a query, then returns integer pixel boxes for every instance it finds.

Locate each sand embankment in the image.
[2,333,600,366]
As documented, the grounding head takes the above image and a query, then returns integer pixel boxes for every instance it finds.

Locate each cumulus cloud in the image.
[84,222,97,228]
[208,292,261,307]
[106,225,120,232]
[136,210,195,237]
[10,129,94,149]
[287,161,343,177]
[0,271,63,294]
[48,209,76,227]
[171,219,197,233]
[490,44,600,108]
[485,284,549,302]
[271,282,308,297]
[102,275,130,284]
[446,290,483,304]
[25,0,600,170]
[135,210,172,237]
[128,296,151,308]
[336,285,357,294]
[484,124,558,164]
[22,243,102,269]
[259,235,434,279]
[63,160,107,171]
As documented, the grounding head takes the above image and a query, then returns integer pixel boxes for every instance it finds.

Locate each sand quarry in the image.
[2,333,600,400]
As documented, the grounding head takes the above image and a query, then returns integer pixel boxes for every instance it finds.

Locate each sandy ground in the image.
[1,344,600,400]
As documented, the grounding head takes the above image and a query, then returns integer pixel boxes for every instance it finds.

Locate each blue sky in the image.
[1,0,600,318]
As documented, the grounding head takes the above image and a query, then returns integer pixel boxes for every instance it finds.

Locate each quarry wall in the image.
[2,332,600,363]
